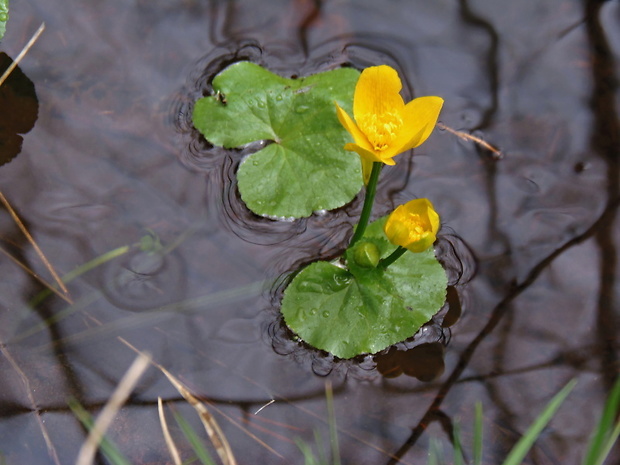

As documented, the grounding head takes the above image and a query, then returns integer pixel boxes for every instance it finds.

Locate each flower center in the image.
[405,213,430,241]
[357,111,403,151]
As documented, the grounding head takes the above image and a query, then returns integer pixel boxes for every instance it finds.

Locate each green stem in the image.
[349,162,382,247]
[378,246,408,269]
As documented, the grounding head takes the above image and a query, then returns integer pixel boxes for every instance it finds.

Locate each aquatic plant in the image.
[194,63,447,358]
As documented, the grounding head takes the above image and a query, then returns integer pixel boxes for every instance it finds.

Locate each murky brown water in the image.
[1,0,618,464]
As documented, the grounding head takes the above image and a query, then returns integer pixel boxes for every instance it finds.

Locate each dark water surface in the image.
[1,0,619,464]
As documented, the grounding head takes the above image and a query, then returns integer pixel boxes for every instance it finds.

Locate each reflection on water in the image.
[0,0,618,464]
[0,53,38,166]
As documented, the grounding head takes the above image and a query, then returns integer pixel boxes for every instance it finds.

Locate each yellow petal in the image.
[353,65,405,124]
[406,234,436,253]
[344,143,396,166]
[389,96,443,156]
[360,158,374,185]
[335,103,374,152]
[342,143,376,184]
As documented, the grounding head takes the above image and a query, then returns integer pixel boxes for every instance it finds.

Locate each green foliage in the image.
[0,0,8,40]
[295,382,341,465]
[448,378,620,465]
[502,379,577,465]
[172,411,217,465]
[192,62,363,218]
[582,376,620,465]
[68,398,132,465]
[281,217,447,358]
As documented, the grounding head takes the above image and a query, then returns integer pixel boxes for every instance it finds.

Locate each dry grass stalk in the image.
[158,397,183,465]
[437,122,502,158]
[119,338,237,465]
[75,352,151,465]
[0,244,72,304]
[201,399,285,458]
[0,22,45,87]
[158,365,238,465]
[0,191,72,300]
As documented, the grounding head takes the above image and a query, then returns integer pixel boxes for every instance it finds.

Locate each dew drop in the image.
[310,308,318,316]
[276,94,283,101]
[0,13,7,21]
[296,105,309,113]
[322,310,330,318]
[333,273,351,288]
[299,281,323,293]
[257,100,265,108]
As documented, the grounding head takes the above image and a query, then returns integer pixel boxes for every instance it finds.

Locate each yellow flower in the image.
[335,65,443,183]
[383,198,440,253]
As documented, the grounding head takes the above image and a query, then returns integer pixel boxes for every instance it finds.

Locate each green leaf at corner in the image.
[281,217,448,358]
[192,62,363,218]
[0,0,8,41]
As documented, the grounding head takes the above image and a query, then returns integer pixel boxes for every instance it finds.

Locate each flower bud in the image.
[352,241,381,268]
[383,198,439,253]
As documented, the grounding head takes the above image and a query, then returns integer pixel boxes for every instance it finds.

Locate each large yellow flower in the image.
[335,65,443,183]
[383,198,440,253]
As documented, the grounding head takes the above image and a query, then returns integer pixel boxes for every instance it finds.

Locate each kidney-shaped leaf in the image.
[281,217,447,359]
[193,62,363,218]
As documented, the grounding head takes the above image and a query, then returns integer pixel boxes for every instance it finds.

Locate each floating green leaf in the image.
[0,0,8,40]
[281,217,447,358]
[193,62,363,218]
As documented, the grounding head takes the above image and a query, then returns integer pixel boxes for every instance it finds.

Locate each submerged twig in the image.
[438,122,502,158]
[75,352,151,465]
[0,22,45,88]
[0,191,71,299]
[0,343,62,465]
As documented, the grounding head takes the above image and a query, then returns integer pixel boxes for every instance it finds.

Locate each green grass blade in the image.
[29,245,130,307]
[172,411,217,465]
[312,428,329,465]
[582,376,620,465]
[591,418,620,465]
[428,438,441,465]
[502,379,577,465]
[473,402,483,465]
[68,398,132,465]
[295,437,319,465]
[452,422,464,465]
[325,381,341,465]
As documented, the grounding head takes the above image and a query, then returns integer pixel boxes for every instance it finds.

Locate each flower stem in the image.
[378,246,408,269]
[349,162,382,247]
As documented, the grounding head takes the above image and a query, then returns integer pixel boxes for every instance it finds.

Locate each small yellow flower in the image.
[383,198,440,253]
[335,65,443,183]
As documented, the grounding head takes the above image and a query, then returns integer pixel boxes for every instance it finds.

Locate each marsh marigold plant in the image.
[384,198,440,253]
[335,65,444,183]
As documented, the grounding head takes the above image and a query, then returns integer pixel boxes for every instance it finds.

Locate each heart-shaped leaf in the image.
[193,62,363,218]
[281,217,447,358]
